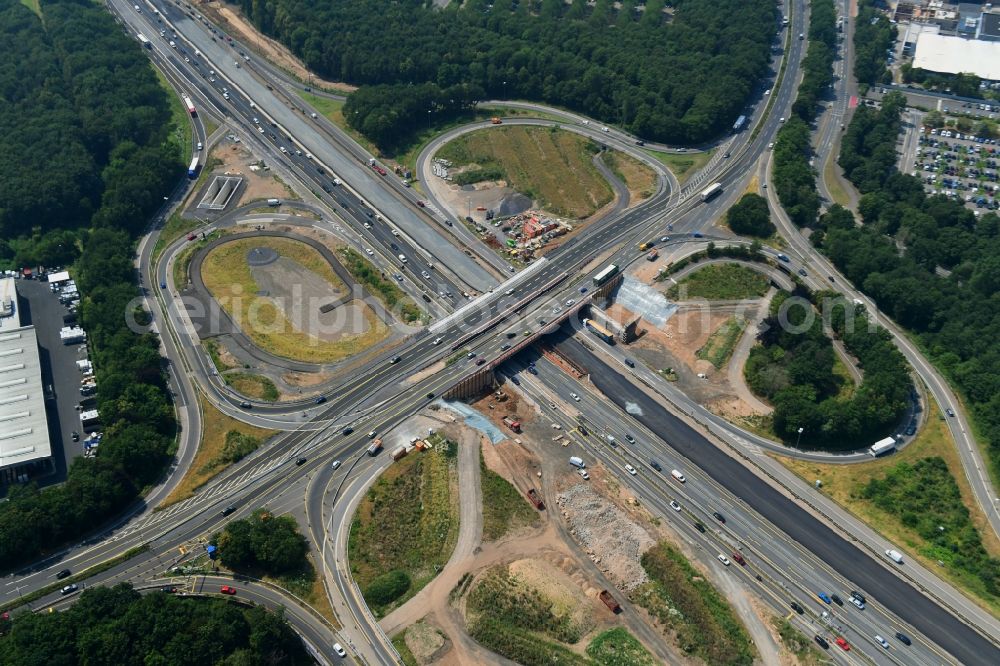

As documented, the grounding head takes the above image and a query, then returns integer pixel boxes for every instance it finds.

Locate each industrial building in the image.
[913,32,1000,79]
[0,277,52,482]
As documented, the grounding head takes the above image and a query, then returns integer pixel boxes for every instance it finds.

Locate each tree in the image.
[726,193,775,237]
[216,509,309,575]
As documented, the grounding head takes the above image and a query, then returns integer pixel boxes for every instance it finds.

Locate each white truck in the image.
[869,436,897,457]
[569,456,586,469]
[885,549,904,564]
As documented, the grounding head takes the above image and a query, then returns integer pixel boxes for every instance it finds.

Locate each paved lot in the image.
[897,114,1000,215]
[15,279,92,486]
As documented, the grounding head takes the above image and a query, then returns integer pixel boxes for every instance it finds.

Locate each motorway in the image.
[6,0,1000,664]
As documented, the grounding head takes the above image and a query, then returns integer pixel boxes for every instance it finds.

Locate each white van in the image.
[569,456,586,469]
[398,254,407,263]
[885,549,904,564]
[671,469,686,483]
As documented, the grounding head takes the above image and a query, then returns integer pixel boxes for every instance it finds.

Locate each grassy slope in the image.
[348,437,459,616]
[480,449,539,540]
[586,628,657,666]
[780,401,1000,615]
[644,148,714,184]
[435,126,613,218]
[697,316,747,369]
[667,263,770,301]
[159,395,276,507]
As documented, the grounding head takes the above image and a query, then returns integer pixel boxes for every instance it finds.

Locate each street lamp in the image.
[796,427,804,448]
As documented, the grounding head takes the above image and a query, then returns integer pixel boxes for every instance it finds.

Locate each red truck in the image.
[599,590,621,613]
[526,488,545,510]
[391,446,408,461]
[646,249,659,261]
[503,416,521,433]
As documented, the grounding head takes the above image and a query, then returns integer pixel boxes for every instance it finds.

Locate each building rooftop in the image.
[914,32,1000,79]
[0,278,52,470]
[980,12,1000,38]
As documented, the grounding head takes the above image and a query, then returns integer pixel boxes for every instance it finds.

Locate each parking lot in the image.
[15,278,94,486]
[899,117,1000,215]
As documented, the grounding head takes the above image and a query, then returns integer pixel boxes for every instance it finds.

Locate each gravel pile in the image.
[556,484,655,591]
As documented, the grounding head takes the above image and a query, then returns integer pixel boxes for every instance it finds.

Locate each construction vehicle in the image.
[502,416,521,433]
[490,117,502,124]
[526,488,545,510]
[646,249,658,261]
[366,439,383,456]
[599,590,621,613]
[391,446,407,461]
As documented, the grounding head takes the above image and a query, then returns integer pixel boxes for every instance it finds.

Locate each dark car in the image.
[694,522,706,533]
[315,395,326,404]
[830,594,844,606]
[71,431,79,442]
[342,427,353,436]
[649,460,662,472]
[527,366,538,375]
[56,569,71,580]
[239,401,251,409]
[850,590,866,604]
[500,344,511,351]
[475,358,486,366]
[814,635,829,649]
[946,408,955,417]
[895,632,912,646]
[905,423,916,436]
[161,585,177,593]
[222,506,236,517]
[426,392,435,399]
[506,331,517,339]
[295,457,307,466]
[712,511,726,523]
[790,601,804,614]
[389,356,401,364]
[624,358,635,368]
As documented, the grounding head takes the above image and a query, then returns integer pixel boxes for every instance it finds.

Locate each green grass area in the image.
[602,151,658,200]
[771,618,825,665]
[586,628,657,666]
[349,435,459,617]
[480,449,540,540]
[19,0,40,17]
[154,68,192,166]
[204,339,235,373]
[203,117,220,139]
[160,395,277,507]
[823,152,852,208]
[201,237,390,362]
[300,93,380,157]
[338,247,422,322]
[696,316,747,369]
[667,263,770,301]
[780,401,1000,615]
[392,633,419,666]
[643,148,714,184]
[830,352,858,400]
[436,125,613,219]
[224,372,279,401]
[633,542,755,666]
[465,564,591,666]
[152,212,201,264]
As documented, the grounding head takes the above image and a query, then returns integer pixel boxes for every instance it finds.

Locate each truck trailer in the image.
[182,95,196,117]
[187,156,199,179]
[582,318,614,345]
[502,416,521,433]
[869,436,896,457]
[599,590,621,613]
[700,182,723,202]
[526,488,545,510]
[592,264,619,287]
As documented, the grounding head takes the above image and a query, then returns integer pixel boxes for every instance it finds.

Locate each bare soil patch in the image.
[403,619,451,664]
[208,138,291,205]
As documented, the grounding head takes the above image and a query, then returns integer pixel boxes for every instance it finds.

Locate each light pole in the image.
[796,427,804,448]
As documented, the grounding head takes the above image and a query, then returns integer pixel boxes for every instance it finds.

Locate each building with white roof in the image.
[914,32,1000,80]
[0,278,52,477]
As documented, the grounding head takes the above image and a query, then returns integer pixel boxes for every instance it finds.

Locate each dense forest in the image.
[745,290,910,448]
[725,193,775,237]
[236,0,777,146]
[818,93,1000,480]
[772,0,835,227]
[0,0,181,570]
[215,509,310,575]
[0,583,310,665]
[852,0,895,91]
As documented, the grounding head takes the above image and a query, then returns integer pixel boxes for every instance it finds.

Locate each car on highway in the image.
[221,506,236,517]
[875,635,889,649]
[342,427,353,435]
[467,351,476,358]
[669,500,681,512]
[905,423,917,436]
[60,584,79,596]
[56,569,71,580]
[624,358,635,368]
[798,268,807,276]
[712,511,726,523]
[393,274,403,282]
[239,401,252,409]
[161,586,177,593]
[817,592,832,604]
[649,460,662,472]
[363,222,372,229]
[624,434,636,444]
[416,200,425,207]
[71,431,79,442]
[475,358,486,366]
[315,395,326,404]
[433,337,443,345]
[624,464,637,475]
[694,522,706,533]
[565,299,575,306]
[421,270,431,279]
[220,585,237,595]
[364,248,374,256]
[731,552,746,566]
[850,596,866,609]
[570,392,580,402]
[790,601,804,614]
[331,460,342,470]
[814,635,829,649]
[579,286,588,294]
[850,590,866,604]
[367,430,377,439]
[500,344,511,351]
[946,408,955,417]
[835,637,850,651]
[389,356,401,364]
[895,632,911,646]
[295,457,307,466]
[333,643,347,658]
[187,233,197,241]
[391,229,400,236]
[717,554,731,566]
[830,593,843,606]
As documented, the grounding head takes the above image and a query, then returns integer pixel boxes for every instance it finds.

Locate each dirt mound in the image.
[556,484,655,592]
